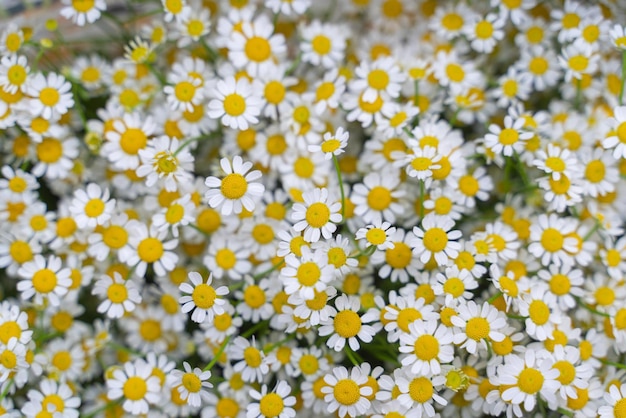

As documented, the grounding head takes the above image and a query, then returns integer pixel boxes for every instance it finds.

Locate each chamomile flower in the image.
[179,271,228,323]
[92,273,142,319]
[281,246,333,301]
[399,319,454,376]
[321,366,372,418]
[300,21,347,69]
[21,379,81,418]
[496,348,559,413]
[308,127,349,160]
[60,0,107,26]
[230,336,269,384]
[318,294,380,352]
[0,55,30,94]
[248,380,296,418]
[151,193,195,236]
[355,220,396,251]
[121,221,179,277]
[451,301,507,354]
[103,112,156,170]
[25,72,74,120]
[528,213,579,267]
[205,155,265,215]
[107,359,162,415]
[208,76,263,131]
[170,362,212,408]
[464,13,506,54]
[291,187,342,243]
[518,284,563,341]
[352,171,405,224]
[351,57,406,103]
[603,105,626,159]
[484,115,533,157]
[412,214,462,266]
[69,183,116,229]
[17,255,71,307]
[204,233,252,280]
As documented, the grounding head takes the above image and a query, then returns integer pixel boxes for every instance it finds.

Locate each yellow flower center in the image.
[85,198,105,218]
[334,379,360,405]
[119,128,147,155]
[443,277,465,298]
[243,346,262,367]
[0,322,20,345]
[221,173,248,199]
[264,81,285,104]
[102,225,128,249]
[365,228,386,245]
[259,393,284,417]
[334,310,361,338]
[36,138,63,163]
[316,82,335,101]
[9,240,32,263]
[165,203,184,224]
[81,66,100,83]
[123,376,148,401]
[562,13,580,29]
[596,286,615,306]
[442,13,463,30]
[423,228,448,253]
[321,139,341,154]
[445,63,465,82]
[139,319,161,341]
[553,360,575,385]
[32,268,58,293]
[517,367,544,394]
[567,387,589,410]
[549,274,570,296]
[182,372,202,393]
[39,87,60,107]
[52,351,72,371]
[540,228,563,252]
[568,55,588,72]
[305,202,331,228]
[409,377,433,403]
[245,37,271,62]
[214,312,232,331]
[585,160,605,183]
[107,283,128,303]
[414,334,439,360]
[174,81,196,102]
[458,175,479,196]
[244,285,266,308]
[368,69,389,90]
[216,398,239,417]
[465,317,490,341]
[0,349,16,369]
[529,300,550,325]
[7,64,26,86]
[327,247,347,268]
[475,21,493,39]
[385,242,411,269]
[137,237,164,262]
[367,186,392,211]
[311,35,331,55]
[215,248,237,270]
[499,128,519,145]
[529,57,548,75]
[223,93,246,116]
[296,262,321,286]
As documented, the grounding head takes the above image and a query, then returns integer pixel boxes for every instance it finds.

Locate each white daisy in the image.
[205,155,265,215]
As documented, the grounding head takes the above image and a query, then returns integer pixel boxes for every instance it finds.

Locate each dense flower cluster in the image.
[2,0,626,417]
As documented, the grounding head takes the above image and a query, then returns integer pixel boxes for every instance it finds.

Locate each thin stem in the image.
[619,51,626,106]
[284,53,301,76]
[419,180,425,220]
[583,220,601,241]
[0,378,13,404]
[349,245,376,259]
[332,155,346,223]
[204,335,231,371]
[242,321,268,338]
[83,400,122,418]
[253,259,285,280]
[576,297,610,318]
[174,135,204,156]
[600,358,626,370]
[344,348,361,367]
[575,78,583,112]
[263,334,295,354]
[487,292,502,304]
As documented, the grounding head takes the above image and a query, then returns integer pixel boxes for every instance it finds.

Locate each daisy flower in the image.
[351,57,406,103]
[205,155,265,215]
[107,359,162,415]
[318,294,380,352]
[92,273,142,319]
[208,77,263,130]
[396,145,442,185]
[351,171,406,224]
[528,213,579,267]
[496,348,560,413]
[227,20,287,77]
[17,255,71,307]
[164,75,203,112]
[308,127,349,160]
[381,292,439,343]
[151,193,195,237]
[610,24,626,50]
[25,72,74,120]
[265,0,310,16]
[170,362,212,408]
[0,54,30,94]
[204,233,252,280]
[291,187,342,243]
[280,246,334,301]
[483,115,533,157]
[60,0,107,26]
[137,136,194,192]
[451,300,507,354]
[517,284,563,341]
[412,214,462,266]
[399,319,454,376]
[248,380,297,418]
[600,382,626,418]
[21,379,81,418]
[230,336,269,384]
[103,112,156,170]
[300,20,347,69]
[370,227,421,283]
[68,183,116,229]
[321,366,372,418]
[121,221,179,277]
[0,302,33,345]
[463,13,506,54]
[179,271,228,323]
[0,337,28,382]
[161,0,191,22]
[355,220,396,251]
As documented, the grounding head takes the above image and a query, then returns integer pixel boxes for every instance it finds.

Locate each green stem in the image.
[506,314,527,320]
[174,135,204,156]
[241,320,268,338]
[0,378,13,404]
[285,53,301,76]
[332,155,346,223]
[146,62,167,86]
[108,341,143,356]
[575,78,583,112]
[83,400,122,418]
[558,407,574,417]
[487,292,502,304]
[600,358,626,370]
[349,245,376,259]
[419,180,425,219]
[253,259,285,280]
[619,51,626,106]
[344,348,360,366]
[583,220,601,241]
[575,297,610,318]
[204,335,231,371]
[263,334,295,354]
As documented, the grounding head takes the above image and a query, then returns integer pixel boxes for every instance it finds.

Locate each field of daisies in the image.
[4,0,626,417]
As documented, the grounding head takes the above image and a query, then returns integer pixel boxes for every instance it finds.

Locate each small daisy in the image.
[321,366,372,418]
[230,336,269,384]
[179,271,228,323]
[300,20,347,69]
[528,213,579,267]
[17,255,71,307]
[318,294,380,352]
[21,379,81,418]
[355,220,396,251]
[208,76,263,131]
[412,214,462,266]
[248,380,297,418]
[603,105,626,159]
[170,362,212,408]
[92,273,142,319]
[205,155,265,215]
[291,187,342,243]
[121,221,179,277]
[451,300,507,354]
[308,127,349,160]
[483,115,533,157]
[227,20,287,77]
[25,72,74,120]
[0,54,30,94]
[60,0,107,26]
[68,183,116,229]
[399,319,454,376]
[137,136,194,192]
[351,171,406,224]
[107,359,162,415]
[281,246,334,301]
